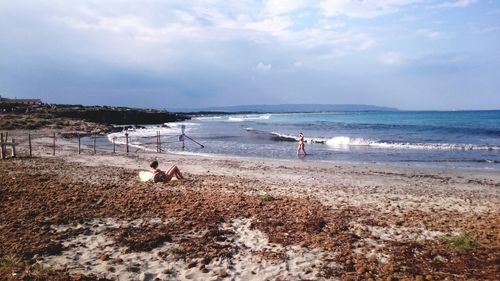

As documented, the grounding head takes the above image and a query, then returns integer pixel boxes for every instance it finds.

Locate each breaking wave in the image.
[228,114,271,122]
[248,130,500,151]
[325,136,500,151]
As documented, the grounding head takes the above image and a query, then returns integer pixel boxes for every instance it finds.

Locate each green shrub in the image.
[0,255,54,280]
[260,192,274,203]
[448,231,476,252]
[0,254,24,268]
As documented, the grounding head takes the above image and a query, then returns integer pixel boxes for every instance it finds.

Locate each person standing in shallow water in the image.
[297,132,306,155]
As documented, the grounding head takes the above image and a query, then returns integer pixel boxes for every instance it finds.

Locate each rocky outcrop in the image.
[53,108,190,125]
[0,103,191,130]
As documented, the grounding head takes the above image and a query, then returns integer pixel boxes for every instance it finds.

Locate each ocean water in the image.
[107,111,500,170]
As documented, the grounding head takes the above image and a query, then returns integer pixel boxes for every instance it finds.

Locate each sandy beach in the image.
[0,132,499,280]
[3,0,500,279]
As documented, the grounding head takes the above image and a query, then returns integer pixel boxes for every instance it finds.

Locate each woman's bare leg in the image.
[297,144,306,155]
[166,165,184,179]
[174,166,184,179]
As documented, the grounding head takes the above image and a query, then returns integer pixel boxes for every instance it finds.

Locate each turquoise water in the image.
[111,110,500,170]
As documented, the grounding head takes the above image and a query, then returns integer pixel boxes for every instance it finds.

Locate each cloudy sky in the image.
[1,0,499,110]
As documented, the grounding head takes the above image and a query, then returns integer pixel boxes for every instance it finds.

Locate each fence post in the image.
[113,137,116,153]
[1,132,4,159]
[28,133,32,157]
[52,132,56,156]
[156,131,159,153]
[78,134,81,154]
[181,125,185,150]
[93,134,97,154]
[11,139,16,158]
[158,131,161,152]
[125,132,129,153]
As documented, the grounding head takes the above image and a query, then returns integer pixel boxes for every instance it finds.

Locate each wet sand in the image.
[0,134,499,280]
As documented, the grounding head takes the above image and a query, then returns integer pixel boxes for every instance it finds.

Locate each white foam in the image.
[163,149,217,158]
[228,114,271,122]
[270,132,298,140]
[192,116,223,121]
[166,122,201,127]
[324,136,500,151]
[106,122,200,149]
[326,136,370,147]
[268,132,326,144]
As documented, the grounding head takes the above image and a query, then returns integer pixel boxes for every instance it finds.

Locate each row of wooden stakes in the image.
[0,132,17,159]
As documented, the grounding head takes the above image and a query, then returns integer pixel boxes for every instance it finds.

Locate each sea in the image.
[107,111,500,170]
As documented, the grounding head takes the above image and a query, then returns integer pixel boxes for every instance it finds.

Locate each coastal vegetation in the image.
[448,231,477,252]
[0,103,190,133]
[260,192,275,203]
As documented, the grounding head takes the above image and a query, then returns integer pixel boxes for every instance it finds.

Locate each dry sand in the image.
[0,131,499,280]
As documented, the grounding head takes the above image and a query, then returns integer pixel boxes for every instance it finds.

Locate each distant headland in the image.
[0,97,399,133]
[170,104,399,113]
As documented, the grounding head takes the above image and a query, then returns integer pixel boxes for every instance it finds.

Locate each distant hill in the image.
[171,104,399,113]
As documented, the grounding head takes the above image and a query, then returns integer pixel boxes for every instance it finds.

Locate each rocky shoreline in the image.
[0,104,190,134]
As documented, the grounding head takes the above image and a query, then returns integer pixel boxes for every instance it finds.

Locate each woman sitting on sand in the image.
[150,160,184,183]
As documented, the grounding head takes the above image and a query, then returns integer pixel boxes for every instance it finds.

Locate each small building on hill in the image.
[0,98,43,105]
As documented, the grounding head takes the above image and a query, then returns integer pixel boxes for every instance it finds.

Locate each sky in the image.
[0,0,499,110]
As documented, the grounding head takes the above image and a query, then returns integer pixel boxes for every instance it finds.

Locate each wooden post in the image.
[28,133,32,157]
[181,125,185,151]
[156,131,159,153]
[11,139,16,158]
[125,132,129,153]
[78,134,81,154]
[158,131,161,153]
[93,134,97,154]
[52,132,56,156]
[113,137,116,153]
[1,132,4,159]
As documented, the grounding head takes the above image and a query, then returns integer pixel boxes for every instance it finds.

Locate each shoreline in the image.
[100,116,500,172]
[75,130,500,173]
[1,130,499,280]
[168,149,500,173]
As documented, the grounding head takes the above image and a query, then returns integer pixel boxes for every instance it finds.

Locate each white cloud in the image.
[379,52,473,73]
[320,0,425,18]
[254,62,272,71]
[283,28,376,53]
[416,29,444,39]
[265,0,308,15]
[319,19,346,29]
[432,0,478,9]
[44,1,376,56]
[244,17,292,35]
[400,14,419,21]
[380,52,404,64]
[468,25,500,34]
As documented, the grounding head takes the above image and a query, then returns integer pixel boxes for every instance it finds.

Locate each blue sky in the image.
[0,0,499,110]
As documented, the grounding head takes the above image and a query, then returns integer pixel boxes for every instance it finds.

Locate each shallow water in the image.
[107,111,500,170]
